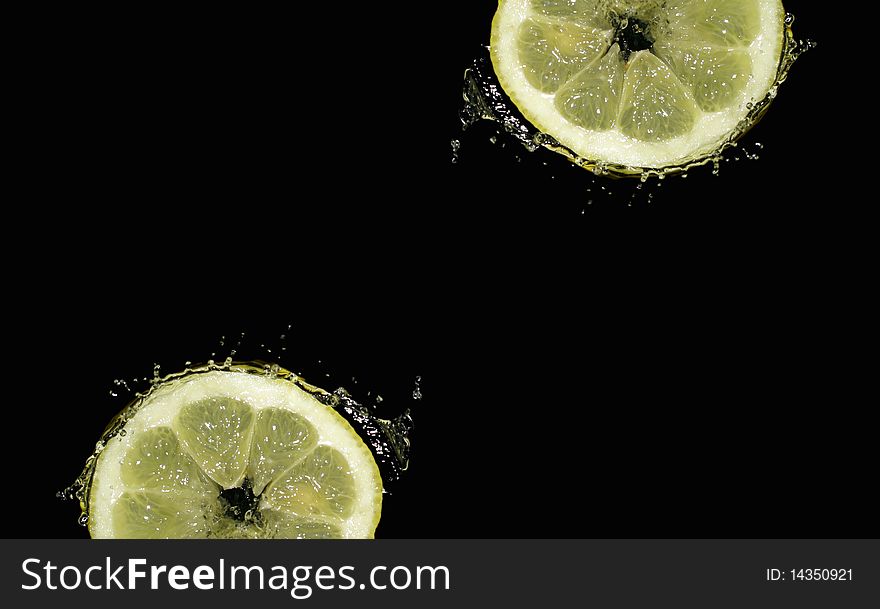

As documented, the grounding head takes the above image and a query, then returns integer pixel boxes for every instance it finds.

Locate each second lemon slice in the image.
[88,368,383,539]
[490,0,786,170]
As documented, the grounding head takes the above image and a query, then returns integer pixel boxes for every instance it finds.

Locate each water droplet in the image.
[412,376,423,401]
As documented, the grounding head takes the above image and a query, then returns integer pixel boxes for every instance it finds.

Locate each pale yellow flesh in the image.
[490,0,785,168]
[89,371,382,539]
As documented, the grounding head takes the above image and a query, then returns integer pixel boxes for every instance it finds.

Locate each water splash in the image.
[457,14,814,179]
[60,360,414,529]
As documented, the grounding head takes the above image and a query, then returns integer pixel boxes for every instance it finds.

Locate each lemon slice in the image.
[490,0,786,170]
[88,369,383,538]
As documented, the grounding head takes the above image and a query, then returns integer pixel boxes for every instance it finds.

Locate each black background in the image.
[10,2,871,539]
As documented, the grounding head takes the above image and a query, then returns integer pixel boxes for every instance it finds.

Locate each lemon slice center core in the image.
[611,15,655,60]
